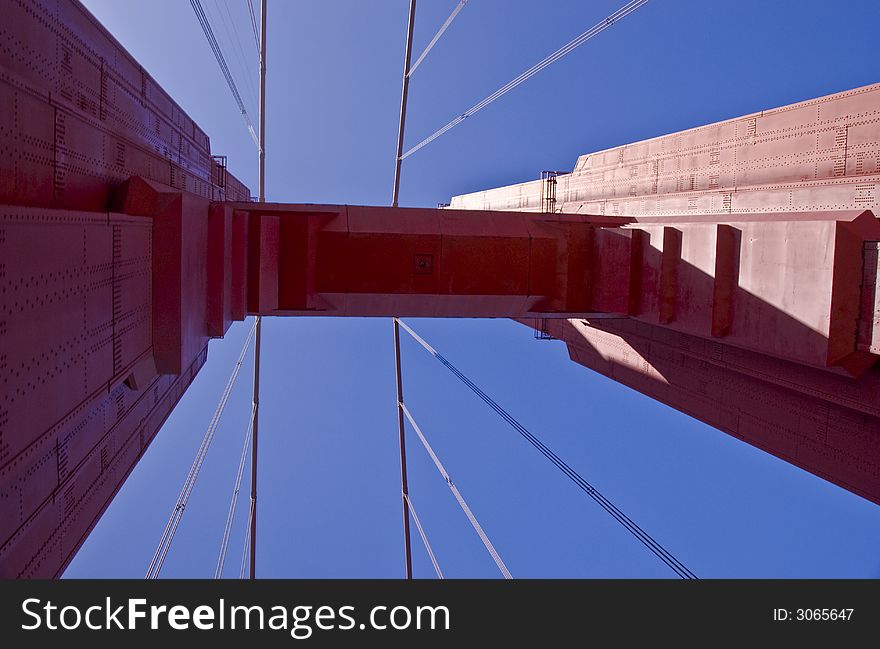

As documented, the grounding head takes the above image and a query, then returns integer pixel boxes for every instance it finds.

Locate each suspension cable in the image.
[189,0,260,151]
[246,0,261,56]
[401,0,649,160]
[406,0,468,78]
[214,404,255,578]
[393,317,415,578]
[404,494,444,579]
[400,402,513,579]
[391,0,417,208]
[146,318,258,579]
[214,0,260,114]
[395,319,697,579]
[239,501,253,579]
[249,0,267,581]
[389,0,418,581]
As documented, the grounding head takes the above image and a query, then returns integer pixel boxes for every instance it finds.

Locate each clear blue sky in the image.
[65,0,880,578]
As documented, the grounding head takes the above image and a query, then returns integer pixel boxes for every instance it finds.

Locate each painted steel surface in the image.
[0,0,244,577]
[2,0,879,579]
[452,84,880,513]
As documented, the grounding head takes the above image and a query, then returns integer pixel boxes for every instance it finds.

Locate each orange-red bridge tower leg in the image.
[2,0,880,578]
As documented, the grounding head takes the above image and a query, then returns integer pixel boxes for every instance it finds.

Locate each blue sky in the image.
[65,0,880,578]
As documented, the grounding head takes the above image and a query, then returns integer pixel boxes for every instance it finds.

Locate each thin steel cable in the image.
[246,0,261,55]
[215,0,260,115]
[189,0,260,151]
[145,319,258,579]
[443,364,697,579]
[401,0,649,159]
[248,316,262,579]
[221,0,258,63]
[391,0,417,208]
[400,402,513,579]
[404,494,444,579]
[250,0,267,579]
[239,501,253,579]
[391,2,418,580]
[396,319,697,579]
[407,0,468,78]
[215,404,255,579]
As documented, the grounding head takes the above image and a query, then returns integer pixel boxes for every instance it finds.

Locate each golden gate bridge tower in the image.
[1,0,879,578]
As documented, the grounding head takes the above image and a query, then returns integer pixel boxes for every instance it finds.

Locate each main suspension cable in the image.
[401,0,649,159]
[400,402,513,579]
[395,319,697,579]
[189,0,260,151]
[146,318,259,579]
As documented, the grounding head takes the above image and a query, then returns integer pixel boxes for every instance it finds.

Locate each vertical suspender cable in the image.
[258,0,267,204]
[394,320,414,579]
[215,405,255,578]
[249,0,267,581]
[391,0,417,579]
[391,0,416,207]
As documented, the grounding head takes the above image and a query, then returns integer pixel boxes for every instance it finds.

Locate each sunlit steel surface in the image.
[1,0,879,577]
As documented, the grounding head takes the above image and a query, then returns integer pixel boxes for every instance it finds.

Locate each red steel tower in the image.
[1,0,879,577]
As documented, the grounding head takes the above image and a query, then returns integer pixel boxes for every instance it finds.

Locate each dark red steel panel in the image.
[207,203,233,337]
[3,0,880,583]
[6,85,55,206]
[247,212,280,313]
[0,350,207,578]
[711,224,738,337]
[230,209,250,320]
[544,317,880,507]
[0,0,247,579]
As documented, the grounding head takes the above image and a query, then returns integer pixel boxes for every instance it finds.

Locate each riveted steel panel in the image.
[0,0,248,580]
[453,83,880,217]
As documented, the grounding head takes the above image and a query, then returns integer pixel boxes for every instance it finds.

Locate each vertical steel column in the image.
[250,0,267,581]
[258,0,267,203]
[393,319,414,579]
[391,1,417,580]
[391,0,416,207]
